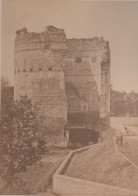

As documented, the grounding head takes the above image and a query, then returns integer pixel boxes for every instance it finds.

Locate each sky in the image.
[1,0,138,92]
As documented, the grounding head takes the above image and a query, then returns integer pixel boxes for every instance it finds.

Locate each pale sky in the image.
[1,0,138,92]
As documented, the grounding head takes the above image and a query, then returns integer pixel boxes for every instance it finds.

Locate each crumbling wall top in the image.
[15,26,67,44]
[44,26,65,34]
[16,27,28,35]
[15,26,110,60]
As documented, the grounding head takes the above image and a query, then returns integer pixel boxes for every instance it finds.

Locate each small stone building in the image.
[14,26,110,146]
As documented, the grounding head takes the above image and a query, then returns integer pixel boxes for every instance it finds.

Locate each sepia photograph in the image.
[1,0,138,195]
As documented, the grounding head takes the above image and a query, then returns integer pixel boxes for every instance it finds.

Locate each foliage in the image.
[1,78,14,130]
[0,78,45,193]
[111,89,138,117]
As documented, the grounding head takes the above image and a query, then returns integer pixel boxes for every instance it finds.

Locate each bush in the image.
[0,79,46,193]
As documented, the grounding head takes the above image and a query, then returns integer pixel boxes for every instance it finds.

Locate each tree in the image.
[0,79,45,194]
[1,77,14,130]
[110,89,138,117]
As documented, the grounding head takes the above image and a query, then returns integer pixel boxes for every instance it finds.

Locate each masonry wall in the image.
[14,26,110,144]
[14,27,68,145]
[63,39,110,120]
[53,174,138,196]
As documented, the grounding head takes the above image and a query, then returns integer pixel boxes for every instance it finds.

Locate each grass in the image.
[65,138,138,191]
[118,136,138,166]
[0,148,69,195]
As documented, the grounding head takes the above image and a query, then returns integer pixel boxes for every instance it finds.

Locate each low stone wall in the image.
[53,175,138,196]
[53,140,138,196]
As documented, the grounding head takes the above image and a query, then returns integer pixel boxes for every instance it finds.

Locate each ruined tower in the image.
[14,26,110,146]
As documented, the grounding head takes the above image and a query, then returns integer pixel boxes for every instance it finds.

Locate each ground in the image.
[111,117,138,166]
[118,136,138,166]
[65,138,138,191]
[0,147,69,195]
[1,117,138,195]
[64,117,138,192]
[110,117,138,136]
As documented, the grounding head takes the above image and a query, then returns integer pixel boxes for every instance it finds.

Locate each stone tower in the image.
[14,26,110,146]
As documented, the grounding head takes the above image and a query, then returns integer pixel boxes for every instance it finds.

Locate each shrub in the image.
[0,79,46,193]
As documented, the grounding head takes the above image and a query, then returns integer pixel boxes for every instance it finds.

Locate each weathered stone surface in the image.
[14,26,110,145]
